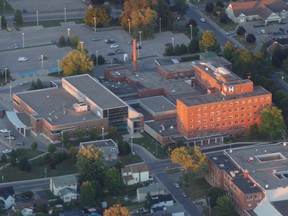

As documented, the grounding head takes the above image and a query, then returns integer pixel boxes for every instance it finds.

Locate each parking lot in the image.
[0,22,191,78]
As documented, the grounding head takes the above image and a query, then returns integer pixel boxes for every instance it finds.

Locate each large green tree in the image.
[60,49,93,76]
[80,181,96,207]
[260,106,286,140]
[76,145,107,185]
[199,30,221,53]
[153,0,173,30]
[105,167,124,194]
[215,195,236,216]
[14,10,23,25]
[206,187,226,208]
[223,41,235,61]
[84,5,111,27]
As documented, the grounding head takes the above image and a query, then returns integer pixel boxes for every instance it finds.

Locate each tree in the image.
[98,55,105,65]
[14,10,23,25]
[171,146,207,175]
[105,167,124,194]
[259,106,286,140]
[91,0,105,5]
[205,3,214,13]
[70,35,79,49]
[1,153,7,163]
[223,41,235,61]
[80,181,96,207]
[216,1,224,8]
[119,0,158,38]
[219,13,229,24]
[282,58,288,72]
[118,141,131,156]
[76,145,106,184]
[60,49,93,76]
[31,142,38,151]
[236,26,246,36]
[246,33,256,43]
[164,46,174,56]
[154,0,173,30]
[215,195,236,216]
[199,30,221,53]
[84,5,111,27]
[207,187,226,208]
[174,0,188,15]
[58,35,66,47]
[48,144,57,154]
[188,38,199,54]
[18,157,31,172]
[1,16,7,29]
[103,204,131,216]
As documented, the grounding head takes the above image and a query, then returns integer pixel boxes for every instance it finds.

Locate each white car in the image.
[200,17,206,23]
[175,183,180,188]
[110,44,119,48]
[5,135,15,140]
[2,148,12,154]
[18,57,28,62]
[13,43,19,49]
[0,129,11,133]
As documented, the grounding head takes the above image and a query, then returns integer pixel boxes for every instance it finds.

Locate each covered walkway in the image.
[6,111,29,136]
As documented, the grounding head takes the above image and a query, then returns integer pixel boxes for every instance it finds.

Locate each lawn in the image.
[234,35,257,50]
[16,18,84,28]
[133,133,169,159]
[118,153,143,166]
[203,11,237,32]
[0,157,78,182]
[183,177,211,200]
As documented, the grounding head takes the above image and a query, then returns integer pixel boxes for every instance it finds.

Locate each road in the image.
[0,178,50,193]
[185,4,243,49]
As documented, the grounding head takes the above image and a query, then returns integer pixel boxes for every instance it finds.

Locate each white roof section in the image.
[254,197,282,216]
[6,111,27,128]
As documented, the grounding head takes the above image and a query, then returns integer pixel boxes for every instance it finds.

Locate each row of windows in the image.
[190,104,268,116]
[189,127,247,135]
[190,118,258,126]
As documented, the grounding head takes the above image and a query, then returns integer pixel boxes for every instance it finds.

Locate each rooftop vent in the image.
[256,152,285,162]
[73,102,89,112]
[230,171,235,177]
[265,184,269,189]
[170,126,174,129]
[248,157,254,162]
[219,164,224,168]
[212,157,217,160]
[284,142,287,147]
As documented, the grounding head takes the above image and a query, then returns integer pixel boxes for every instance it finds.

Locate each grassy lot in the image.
[234,35,257,50]
[133,133,169,159]
[118,153,143,166]
[0,157,78,182]
[185,178,211,200]
[15,18,84,28]
[203,11,237,32]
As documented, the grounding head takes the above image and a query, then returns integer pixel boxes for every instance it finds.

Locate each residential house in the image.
[0,186,15,210]
[226,0,288,25]
[121,163,152,185]
[137,183,166,202]
[50,175,78,202]
[79,139,119,161]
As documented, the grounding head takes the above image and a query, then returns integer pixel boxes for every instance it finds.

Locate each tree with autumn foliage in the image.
[60,49,93,76]
[103,204,131,216]
[76,145,107,185]
[119,0,158,37]
[259,106,286,140]
[171,146,208,176]
[199,30,221,53]
[84,5,111,27]
[223,41,235,61]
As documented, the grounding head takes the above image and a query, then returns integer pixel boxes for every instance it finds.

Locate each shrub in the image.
[205,3,214,13]
[246,33,256,43]
[236,26,246,36]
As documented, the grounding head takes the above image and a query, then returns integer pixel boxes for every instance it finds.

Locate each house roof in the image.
[52,175,78,188]
[58,188,78,197]
[122,163,149,174]
[0,186,14,199]
[229,0,288,18]
[152,194,174,204]
[137,183,165,194]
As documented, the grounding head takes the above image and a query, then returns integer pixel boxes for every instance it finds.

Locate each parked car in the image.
[175,183,180,188]
[92,37,102,41]
[5,135,15,140]
[38,56,48,61]
[182,192,188,197]
[107,52,116,56]
[105,38,115,44]
[110,44,119,48]
[18,57,28,62]
[0,129,10,133]
[13,43,19,49]
[15,142,24,146]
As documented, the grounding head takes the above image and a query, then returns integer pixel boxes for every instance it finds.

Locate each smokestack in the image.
[133,39,137,72]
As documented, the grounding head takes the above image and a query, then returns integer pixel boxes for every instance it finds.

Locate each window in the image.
[235,101,239,105]
[217,118,220,121]
[247,106,251,110]
[229,116,233,119]
[229,122,233,125]
[190,125,193,128]
[235,114,239,118]
[235,108,239,112]
[229,109,232,113]
[254,105,257,109]
[203,120,207,123]
[241,114,245,117]
[216,105,220,109]
[223,110,226,113]
[203,106,207,110]
[197,108,201,111]
[246,195,253,201]
[197,121,201,124]
[254,99,258,103]
[203,126,207,129]
[210,112,214,116]
[210,119,214,122]
[203,113,207,117]
[242,100,245,105]
[216,111,220,115]
[222,104,227,107]
[241,107,245,110]
[197,114,201,117]
[223,116,226,120]
[210,105,214,109]
[229,102,233,106]
[248,99,251,103]
[235,121,239,124]
[190,119,193,122]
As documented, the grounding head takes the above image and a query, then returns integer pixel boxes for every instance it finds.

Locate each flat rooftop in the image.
[138,96,176,115]
[15,87,99,126]
[209,153,262,194]
[179,86,271,106]
[145,118,180,137]
[158,62,194,73]
[64,74,127,109]
[80,139,117,148]
[225,142,288,189]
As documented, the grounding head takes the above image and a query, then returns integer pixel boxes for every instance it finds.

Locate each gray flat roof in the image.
[158,62,194,73]
[16,87,99,126]
[179,86,271,106]
[80,139,117,148]
[138,96,176,115]
[64,74,127,109]
[225,142,288,189]
[209,153,262,194]
[145,118,180,137]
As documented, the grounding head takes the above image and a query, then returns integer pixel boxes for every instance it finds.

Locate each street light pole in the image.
[128,19,131,35]
[96,50,98,69]
[130,136,134,155]
[93,16,97,32]
[67,28,70,37]
[101,126,104,140]
[61,131,64,148]
[9,86,12,101]
[22,32,25,48]
[4,68,7,83]
[57,59,60,76]
[0,16,2,30]
[159,17,161,33]
[41,55,44,69]
[171,37,174,48]
[190,24,193,40]
[64,7,67,22]
[80,41,84,52]
[138,30,142,47]
[36,11,39,25]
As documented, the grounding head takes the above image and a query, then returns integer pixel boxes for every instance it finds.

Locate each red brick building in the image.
[177,61,272,144]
